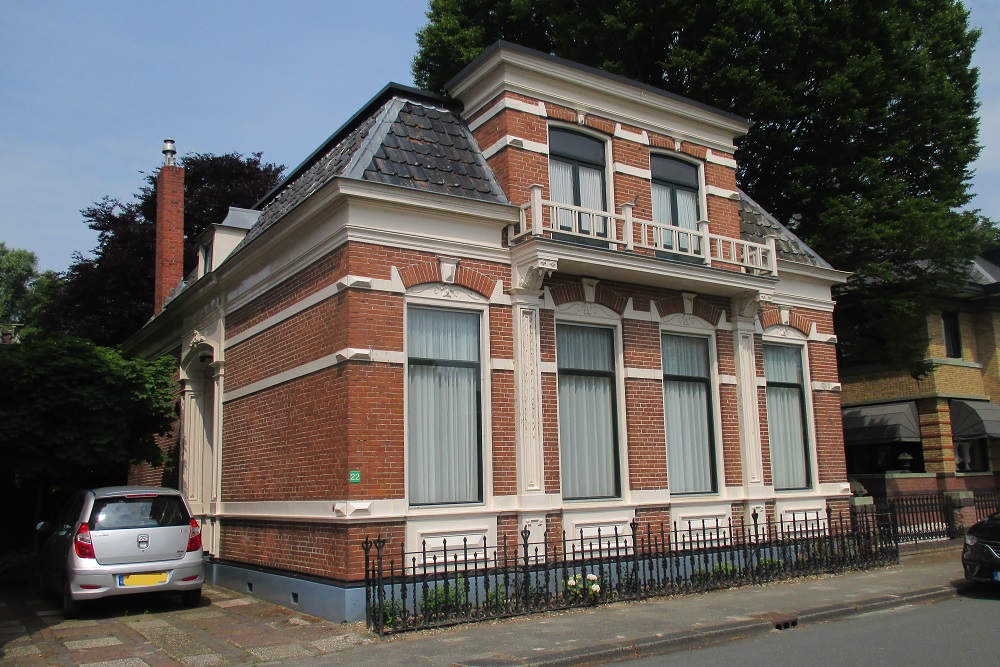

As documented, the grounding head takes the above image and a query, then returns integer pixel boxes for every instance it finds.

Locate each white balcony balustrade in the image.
[512,185,776,275]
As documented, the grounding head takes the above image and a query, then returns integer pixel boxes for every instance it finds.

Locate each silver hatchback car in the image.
[39,486,204,617]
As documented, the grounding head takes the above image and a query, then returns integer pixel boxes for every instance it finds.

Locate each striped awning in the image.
[842,402,921,446]
[951,399,1000,439]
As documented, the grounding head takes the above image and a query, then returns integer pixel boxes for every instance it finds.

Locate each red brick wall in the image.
[154,165,184,315]
[219,519,403,582]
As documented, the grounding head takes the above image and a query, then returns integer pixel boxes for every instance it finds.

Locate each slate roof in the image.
[234,85,507,255]
[738,191,831,269]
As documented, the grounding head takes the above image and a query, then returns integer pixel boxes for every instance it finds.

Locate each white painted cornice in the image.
[449,48,748,153]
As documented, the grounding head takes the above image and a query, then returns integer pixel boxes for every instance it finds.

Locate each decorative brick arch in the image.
[594,284,628,315]
[654,294,685,319]
[550,281,627,315]
[788,311,816,336]
[654,294,722,326]
[398,262,441,289]
[454,265,496,298]
[398,261,495,299]
[758,305,813,336]
[758,304,783,330]
[549,282,585,307]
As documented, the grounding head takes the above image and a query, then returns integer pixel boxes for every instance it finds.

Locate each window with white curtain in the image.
[651,155,700,254]
[407,307,482,505]
[556,323,620,499]
[549,128,608,239]
[662,333,716,494]
[764,344,811,490]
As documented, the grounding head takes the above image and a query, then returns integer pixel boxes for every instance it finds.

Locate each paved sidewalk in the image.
[301,543,973,667]
[0,543,977,667]
[0,583,374,666]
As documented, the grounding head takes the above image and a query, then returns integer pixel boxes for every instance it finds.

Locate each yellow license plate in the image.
[120,572,168,586]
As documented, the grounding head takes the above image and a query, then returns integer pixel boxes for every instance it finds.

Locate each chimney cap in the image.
[162,139,176,166]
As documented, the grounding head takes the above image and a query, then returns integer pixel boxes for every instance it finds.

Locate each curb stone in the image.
[452,583,964,667]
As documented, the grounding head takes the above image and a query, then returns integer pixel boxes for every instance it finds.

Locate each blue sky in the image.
[1,1,998,273]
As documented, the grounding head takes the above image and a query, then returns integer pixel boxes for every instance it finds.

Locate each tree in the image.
[413,0,994,372]
[0,242,61,336]
[0,335,177,549]
[42,152,284,346]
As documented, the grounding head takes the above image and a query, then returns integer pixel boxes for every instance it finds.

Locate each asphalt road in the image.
[619,587,1000,666]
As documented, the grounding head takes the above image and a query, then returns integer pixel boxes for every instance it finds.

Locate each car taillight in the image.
[187,518,202,552]
[74,523,96,559]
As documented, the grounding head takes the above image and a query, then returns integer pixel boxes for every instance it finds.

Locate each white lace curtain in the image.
[408,308,481,505]
[662,334,714,493]
[764,344,809,490]
[557,324,618,499]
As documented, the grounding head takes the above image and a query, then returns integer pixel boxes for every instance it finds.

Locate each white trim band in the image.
[223,347,405,402]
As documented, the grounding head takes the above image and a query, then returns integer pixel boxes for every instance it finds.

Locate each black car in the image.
[962,510,1000,585]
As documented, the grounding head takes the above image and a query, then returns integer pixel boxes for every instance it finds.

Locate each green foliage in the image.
[0,243,61,335]
[692,561,737,584]
[413,0,992,372]
[0,335,176,488]
[42,152,283,346]
[420,575,468,618]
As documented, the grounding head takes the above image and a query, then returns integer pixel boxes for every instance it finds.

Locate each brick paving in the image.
[0,583,374,666]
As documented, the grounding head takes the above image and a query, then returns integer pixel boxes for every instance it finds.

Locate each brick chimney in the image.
[154,139,185,315]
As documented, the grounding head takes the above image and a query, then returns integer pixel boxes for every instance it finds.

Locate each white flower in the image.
[586,573,598,581]
[590,584,601,593]
[567,578,577,587]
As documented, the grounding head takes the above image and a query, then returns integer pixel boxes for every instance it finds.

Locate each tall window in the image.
[764,344,811,490]
[942,311,962,359]
[662,334,716,493]
[557,324,620,499]
[651,156,700,253]
[549,128,608,239]
[407,307,482,505]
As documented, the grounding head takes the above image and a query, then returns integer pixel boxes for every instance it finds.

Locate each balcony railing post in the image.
[529,184,544,236]
[698,220,711,265]
[767,236,778,275]
[622,203,634,250]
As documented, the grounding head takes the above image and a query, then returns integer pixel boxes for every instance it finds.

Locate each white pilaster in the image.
[512,293,545,495]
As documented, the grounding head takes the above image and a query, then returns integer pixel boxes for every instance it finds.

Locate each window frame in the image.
[660,330,720,495]
[762,339,815,492]
[650,154,702,227]
[404,301,489,508]
[548,126,611,241]
[554,318,624,501]
[942,311,962,359]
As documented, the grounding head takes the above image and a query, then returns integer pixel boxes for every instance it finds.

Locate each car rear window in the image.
[90,496,190,530]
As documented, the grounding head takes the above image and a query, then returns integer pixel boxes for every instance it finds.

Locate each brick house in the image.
[841,249,1000,497]
[125,42,851,621]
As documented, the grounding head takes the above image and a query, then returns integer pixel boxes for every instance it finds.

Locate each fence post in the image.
[521,526,532,612]
[362,536,386,636]
[943,491,974,538]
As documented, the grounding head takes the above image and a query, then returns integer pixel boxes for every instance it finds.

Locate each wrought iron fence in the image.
[362,508,898,635]
[973,489,1000,521]
[871,493,956,543]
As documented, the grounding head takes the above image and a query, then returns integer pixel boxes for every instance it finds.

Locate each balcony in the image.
[511,185,776,276]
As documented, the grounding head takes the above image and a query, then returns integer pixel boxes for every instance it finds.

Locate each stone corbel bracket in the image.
[513,258,558,292]
[733,290,772,321]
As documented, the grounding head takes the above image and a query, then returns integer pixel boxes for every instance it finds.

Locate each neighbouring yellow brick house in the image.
[840,251,1000,496]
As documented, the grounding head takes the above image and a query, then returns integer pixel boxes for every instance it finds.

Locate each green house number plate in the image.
[349,470,361,483]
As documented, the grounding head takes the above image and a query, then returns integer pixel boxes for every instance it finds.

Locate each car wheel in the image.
[181,588,202,608]
[62,580,82,619]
